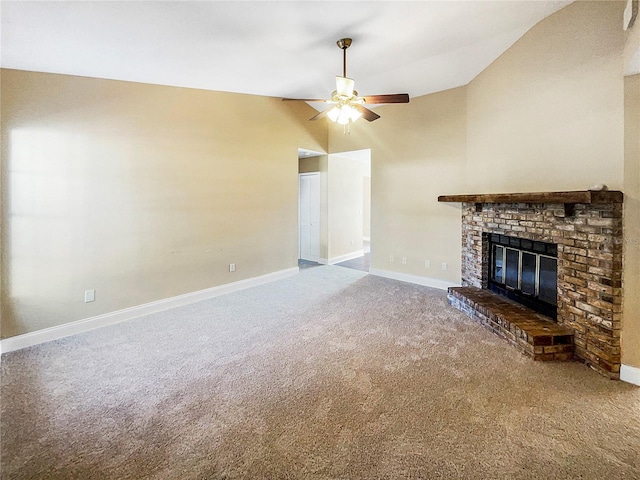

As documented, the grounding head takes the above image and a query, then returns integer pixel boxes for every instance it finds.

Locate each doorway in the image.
[328,149,371,272]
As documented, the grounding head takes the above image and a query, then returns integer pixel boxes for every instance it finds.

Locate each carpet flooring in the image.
[1,266,639,479]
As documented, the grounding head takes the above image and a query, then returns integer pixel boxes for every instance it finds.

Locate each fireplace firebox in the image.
[487,233,557,319]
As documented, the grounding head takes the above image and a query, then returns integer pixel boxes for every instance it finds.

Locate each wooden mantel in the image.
[437,190,623,205]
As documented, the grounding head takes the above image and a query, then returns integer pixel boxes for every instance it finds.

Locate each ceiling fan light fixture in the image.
[326,106,340,123]
[345,104,362,123]
[327,104,362,125]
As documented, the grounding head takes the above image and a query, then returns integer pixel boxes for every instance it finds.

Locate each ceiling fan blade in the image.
[282,98,329,102]
[353,104,381,122]
[309,109,329,121]
[362,93,410,104]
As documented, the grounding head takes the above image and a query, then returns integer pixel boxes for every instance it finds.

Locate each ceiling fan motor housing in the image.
[336,38,352,50]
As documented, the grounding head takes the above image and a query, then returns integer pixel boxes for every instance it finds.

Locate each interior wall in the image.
[1,69,327,338]
[327,153,370,261]
[363,177,371,240]
[466,0,625,193]
[298,156,320,173]
[623,73,640,371]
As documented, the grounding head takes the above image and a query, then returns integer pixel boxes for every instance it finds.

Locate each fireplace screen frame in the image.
[487,234,558,320]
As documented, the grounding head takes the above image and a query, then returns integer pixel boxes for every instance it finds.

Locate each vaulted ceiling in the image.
[1,1,572,101]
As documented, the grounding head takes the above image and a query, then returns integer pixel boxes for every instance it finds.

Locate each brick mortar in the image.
[460,202,623,378]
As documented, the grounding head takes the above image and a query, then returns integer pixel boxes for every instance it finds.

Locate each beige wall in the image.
[466,0,625,193]
[327,154,370,261]
[1,69,326,338]
[298,156,321,174]
[330,87,467,282]
[363,177,371,239]
[623,74,640,370]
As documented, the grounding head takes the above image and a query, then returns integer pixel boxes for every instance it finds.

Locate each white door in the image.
[299,173,320,261]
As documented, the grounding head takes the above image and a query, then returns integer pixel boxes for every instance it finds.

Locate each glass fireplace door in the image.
[488,234,557,319]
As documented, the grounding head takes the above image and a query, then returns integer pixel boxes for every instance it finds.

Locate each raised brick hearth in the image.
[439,191,623,379]
[448,287,574,361]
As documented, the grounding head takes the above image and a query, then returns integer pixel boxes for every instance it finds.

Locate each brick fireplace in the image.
[439,191,624,379]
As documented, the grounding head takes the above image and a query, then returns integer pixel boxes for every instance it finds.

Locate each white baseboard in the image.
[0,267,299,354]
[369,268,460,291]
[620,364,640,386]
[328,250,365,265]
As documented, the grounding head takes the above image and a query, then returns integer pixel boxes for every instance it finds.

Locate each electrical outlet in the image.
[84,289,95,303]
[229,263,236,272]
[441,262,448,271]
[401,257,407,264]
[425,260,431,268]
[389,255,394,262]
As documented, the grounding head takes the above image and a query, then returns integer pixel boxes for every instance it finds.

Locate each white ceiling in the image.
[1,1,572,101]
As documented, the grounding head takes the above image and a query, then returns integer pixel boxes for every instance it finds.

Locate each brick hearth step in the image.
[448,286,574,361]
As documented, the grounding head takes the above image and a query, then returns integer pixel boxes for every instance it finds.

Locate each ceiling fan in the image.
[283,38,410,125]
